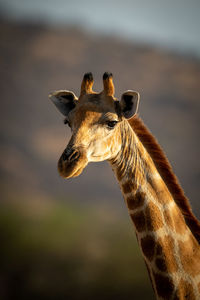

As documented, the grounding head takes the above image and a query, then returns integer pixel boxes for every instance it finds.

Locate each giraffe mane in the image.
[128,116,200,244]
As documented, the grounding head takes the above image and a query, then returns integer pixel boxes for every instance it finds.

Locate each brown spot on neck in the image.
[153,272,174,299]
[126,191,145,210]
[155,257,168,273]
[122,180,133,194]
[155,255,177,273]
[131,210,146,232]
[140,235,156,261]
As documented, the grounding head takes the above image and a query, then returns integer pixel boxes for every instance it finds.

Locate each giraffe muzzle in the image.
[58,146,88,179]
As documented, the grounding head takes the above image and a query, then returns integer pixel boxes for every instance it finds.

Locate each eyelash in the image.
[106,120,118,129]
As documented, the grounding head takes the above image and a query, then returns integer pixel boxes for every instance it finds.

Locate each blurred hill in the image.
[0,20,199,214]
[0,20,200,300]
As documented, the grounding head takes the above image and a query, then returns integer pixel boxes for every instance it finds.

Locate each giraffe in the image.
[49,72,200,299]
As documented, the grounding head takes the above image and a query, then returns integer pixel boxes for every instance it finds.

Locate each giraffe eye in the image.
[106,120,118,129]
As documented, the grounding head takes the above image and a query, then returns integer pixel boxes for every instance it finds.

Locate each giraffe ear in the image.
[120,90,140,119]
[49,90,78,116]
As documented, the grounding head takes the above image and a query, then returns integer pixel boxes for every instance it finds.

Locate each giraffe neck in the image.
[109,120,200,300]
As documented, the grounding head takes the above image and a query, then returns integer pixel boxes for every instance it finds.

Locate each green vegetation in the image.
[0,199,154,300]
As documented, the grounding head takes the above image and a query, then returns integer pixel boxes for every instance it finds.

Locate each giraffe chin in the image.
[57,154,88,179]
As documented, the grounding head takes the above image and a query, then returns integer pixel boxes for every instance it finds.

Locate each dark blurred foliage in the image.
[0,200,153,300]
[0,20,199,299]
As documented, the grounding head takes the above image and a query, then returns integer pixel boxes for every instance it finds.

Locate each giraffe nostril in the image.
[62,148,80,162]
[68,150,80,162]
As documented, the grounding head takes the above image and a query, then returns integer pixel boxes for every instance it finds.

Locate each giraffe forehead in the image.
[73,101,117,126]
[79,92,117,107]
[74,106,101,123]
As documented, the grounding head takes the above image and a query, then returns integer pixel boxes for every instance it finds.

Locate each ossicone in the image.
[80,72,94,96]
[103,72,115,97]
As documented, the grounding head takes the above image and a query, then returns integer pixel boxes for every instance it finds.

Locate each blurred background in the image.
[0,0,200,299]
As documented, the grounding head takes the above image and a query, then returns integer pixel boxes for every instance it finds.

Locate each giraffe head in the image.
[49,72,140,178]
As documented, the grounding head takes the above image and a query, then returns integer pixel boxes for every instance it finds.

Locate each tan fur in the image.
[179,236,200,276]
[175,279,196,300]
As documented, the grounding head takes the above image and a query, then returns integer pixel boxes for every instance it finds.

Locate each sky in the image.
[0,0,200,57]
